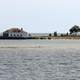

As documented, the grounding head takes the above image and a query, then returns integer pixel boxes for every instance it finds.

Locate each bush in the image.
[54,32,57,36]
[49,33,52,37]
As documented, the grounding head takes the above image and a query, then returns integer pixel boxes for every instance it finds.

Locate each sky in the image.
[0,0,80,33]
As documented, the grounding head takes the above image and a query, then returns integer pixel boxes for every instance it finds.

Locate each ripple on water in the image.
[0,48,80,80]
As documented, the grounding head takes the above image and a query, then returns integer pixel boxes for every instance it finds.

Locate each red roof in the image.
[5,28,23,32]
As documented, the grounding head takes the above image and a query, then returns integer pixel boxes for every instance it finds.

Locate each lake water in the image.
[0,40,80,80]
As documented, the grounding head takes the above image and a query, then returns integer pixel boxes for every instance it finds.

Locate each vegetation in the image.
[54,32,57,36]
[32,25,80,39]
[66,32,68,36]
[49,33,52,37]
[69,25,80,34]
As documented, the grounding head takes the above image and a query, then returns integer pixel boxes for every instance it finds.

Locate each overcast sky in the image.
[0,0,80,33]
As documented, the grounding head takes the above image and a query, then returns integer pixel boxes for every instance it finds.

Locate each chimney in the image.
[21,28,23,31]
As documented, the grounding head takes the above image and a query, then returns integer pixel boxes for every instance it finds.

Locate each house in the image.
[3,28,31,39]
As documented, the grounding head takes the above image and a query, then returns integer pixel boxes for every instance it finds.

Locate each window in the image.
[14,34,16,37]
[29,34,31,36]
[20,34,22,37]
[10,34,12,37]
[17,34,19,37]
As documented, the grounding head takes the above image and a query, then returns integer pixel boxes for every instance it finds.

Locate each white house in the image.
[3,28,31,38]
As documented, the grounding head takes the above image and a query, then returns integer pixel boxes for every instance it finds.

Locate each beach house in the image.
[3,28,31,39]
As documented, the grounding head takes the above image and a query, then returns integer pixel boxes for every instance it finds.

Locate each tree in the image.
[49,33,52,37]
[54,32,57,36]
[69,25,80,34]
[66,32,68,36]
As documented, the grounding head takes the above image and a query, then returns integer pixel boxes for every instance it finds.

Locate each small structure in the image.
[3,28,31,39]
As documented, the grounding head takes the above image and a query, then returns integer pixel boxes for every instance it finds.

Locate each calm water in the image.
[0,40,80,80]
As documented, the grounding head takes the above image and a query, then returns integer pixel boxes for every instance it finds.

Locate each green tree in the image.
[54,32,57,36]
[66,32,68,36]
[49,33,52,37]
[69,25,80,34]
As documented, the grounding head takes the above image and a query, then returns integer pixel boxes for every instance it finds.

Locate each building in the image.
[3,28,31,39]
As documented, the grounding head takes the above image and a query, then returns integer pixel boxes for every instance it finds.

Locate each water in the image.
[0,40,80,80]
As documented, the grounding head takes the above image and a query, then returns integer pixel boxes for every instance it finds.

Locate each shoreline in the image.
[0,36,80,40]
[31,36,80,40]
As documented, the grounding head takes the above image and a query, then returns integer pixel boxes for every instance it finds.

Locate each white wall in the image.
[8,32,29,37]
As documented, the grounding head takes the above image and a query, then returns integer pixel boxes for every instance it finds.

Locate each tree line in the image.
[69,25,80,34]
[49,25,80,37]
